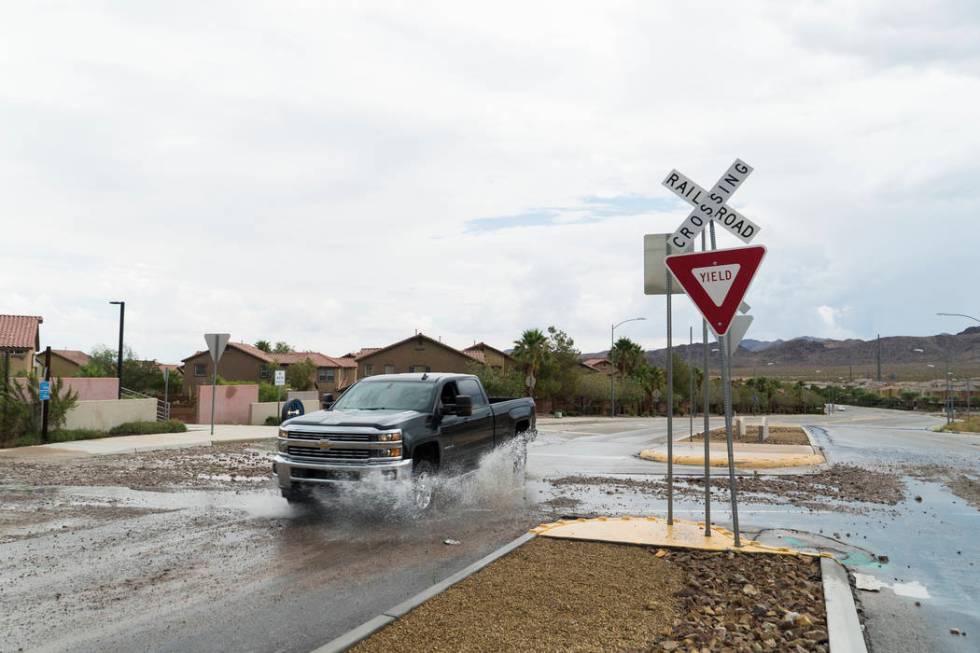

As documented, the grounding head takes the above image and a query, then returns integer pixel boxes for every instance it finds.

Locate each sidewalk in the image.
[0,424,277,459]
[639,440,826,469]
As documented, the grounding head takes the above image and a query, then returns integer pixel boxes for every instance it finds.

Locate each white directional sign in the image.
[664,159,760,251]
[204,333,230,364]
[274,369,286,386]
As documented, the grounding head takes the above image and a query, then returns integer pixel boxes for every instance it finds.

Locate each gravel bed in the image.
[687,426,810,446]
[352,537,827,652]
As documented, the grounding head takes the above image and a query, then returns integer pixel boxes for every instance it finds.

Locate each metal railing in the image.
[120,387,171,421]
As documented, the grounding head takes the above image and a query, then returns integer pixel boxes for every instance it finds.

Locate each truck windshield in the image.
[332,381,435,412]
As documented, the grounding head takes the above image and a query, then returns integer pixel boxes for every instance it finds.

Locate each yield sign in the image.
[665,245,766,336]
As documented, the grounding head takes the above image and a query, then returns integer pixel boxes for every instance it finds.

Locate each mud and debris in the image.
[548,464,905,512]
[0,440,276,490]
[352,538,827,653]
[900,464,980,511]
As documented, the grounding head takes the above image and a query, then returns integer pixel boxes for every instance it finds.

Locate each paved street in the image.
[1,407,977,652]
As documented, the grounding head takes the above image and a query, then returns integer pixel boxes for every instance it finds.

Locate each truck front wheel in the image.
[412,459,437,511]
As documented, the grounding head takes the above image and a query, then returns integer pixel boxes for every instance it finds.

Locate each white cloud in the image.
[1,1,978,361]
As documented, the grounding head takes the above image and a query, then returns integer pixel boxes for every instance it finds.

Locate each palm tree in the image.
[512,329,549,396]
[636,364,666,414]
[610,337,645,378]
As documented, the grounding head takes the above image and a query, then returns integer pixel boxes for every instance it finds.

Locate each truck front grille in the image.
[288,431,372,442]
[286,446,372,460]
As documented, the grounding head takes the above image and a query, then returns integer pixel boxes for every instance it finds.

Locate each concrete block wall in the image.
[64,398,156,431]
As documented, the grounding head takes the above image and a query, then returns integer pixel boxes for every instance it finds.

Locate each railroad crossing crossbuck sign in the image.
[665,245,766,336]
[663,159,761,251]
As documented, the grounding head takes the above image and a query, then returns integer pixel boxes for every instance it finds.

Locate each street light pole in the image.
[936,312,978,423]
[610,317,646,417]
[109,301,125,399]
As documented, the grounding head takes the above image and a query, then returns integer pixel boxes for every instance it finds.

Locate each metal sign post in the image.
[701,230,712,536]
[662,159,766,548]
[274,369,286,424]
[666,247,674,525]
[204,333,230,436]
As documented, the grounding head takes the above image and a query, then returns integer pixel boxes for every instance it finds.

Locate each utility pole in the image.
[110,300,125,398]
[876,334,882,382]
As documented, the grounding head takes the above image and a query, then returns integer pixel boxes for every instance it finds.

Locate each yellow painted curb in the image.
[638,448,826,469]
[530,515,828,557]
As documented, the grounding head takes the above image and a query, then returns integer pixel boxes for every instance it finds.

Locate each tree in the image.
[512,329,549,397]
[610,337,645,378]
[78,345,129,377]
[254,340,272,353]
[0,373,78,444]
[285,358,316,391]
[543,326,582,404]
[273,341,294,354]
[636,364,666,414]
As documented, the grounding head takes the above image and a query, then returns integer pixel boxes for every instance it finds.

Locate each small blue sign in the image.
[39,381,51,401]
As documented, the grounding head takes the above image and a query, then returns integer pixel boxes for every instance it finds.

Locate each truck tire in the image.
[412,459,437,511]
[281,487,312,504]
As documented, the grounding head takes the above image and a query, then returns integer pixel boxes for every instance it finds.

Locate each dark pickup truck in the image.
[272,373,535,509]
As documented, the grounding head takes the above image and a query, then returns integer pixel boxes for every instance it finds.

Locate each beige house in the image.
[270,351,357,393]
[355,333,483,378]
[582,357,615,375]
[47,349,92,377]
[0,314,42,377]
[462,342,517,371]
[181,341,275,397]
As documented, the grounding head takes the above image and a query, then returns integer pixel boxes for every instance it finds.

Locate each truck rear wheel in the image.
[412,459,437,511]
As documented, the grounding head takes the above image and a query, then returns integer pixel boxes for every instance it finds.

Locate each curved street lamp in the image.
[935,312,978,422]
[610,317,646,417]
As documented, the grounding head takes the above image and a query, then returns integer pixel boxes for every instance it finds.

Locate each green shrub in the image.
[265,415,281,426]
[107,420,187,436]
[259,382,286,403]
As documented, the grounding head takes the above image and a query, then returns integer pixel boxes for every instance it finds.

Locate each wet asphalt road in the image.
[1,407,978,652]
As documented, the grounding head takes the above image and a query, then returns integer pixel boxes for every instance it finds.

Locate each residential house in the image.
[582,357,615,375]
[47,349,92,377]
[181,341,275,397]
[355,333,483,378]
[270,351,357,394]
[462,342,517,371]
[0,314,42,377]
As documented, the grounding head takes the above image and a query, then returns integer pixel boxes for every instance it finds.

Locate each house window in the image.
[409,365,431,373]
[364,364,373,376]
[384,364,395,375]
[260,367,270,379]
[319,368,335,382]
[194,364,206,377]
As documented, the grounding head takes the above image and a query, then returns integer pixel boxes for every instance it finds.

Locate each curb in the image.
[310,532,536,653]
[821,557,868,653]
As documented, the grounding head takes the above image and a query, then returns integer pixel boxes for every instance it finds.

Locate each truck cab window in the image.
[457,378,487,406]
[440,381,459,407]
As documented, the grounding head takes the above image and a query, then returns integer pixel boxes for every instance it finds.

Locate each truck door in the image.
[455,377,495,462]
[437,380,493,471]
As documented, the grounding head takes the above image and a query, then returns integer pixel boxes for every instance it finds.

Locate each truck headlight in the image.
[278,429,289,439]
[377,431,402,442]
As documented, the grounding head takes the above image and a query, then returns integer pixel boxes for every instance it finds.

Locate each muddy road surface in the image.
[0,441,546,652]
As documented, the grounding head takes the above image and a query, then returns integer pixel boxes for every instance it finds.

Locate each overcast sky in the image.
[3,1,979,362]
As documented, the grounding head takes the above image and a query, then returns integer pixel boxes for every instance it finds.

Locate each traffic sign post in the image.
[204,334,231,436]
[274,369,286,424]
[659,159,764,547]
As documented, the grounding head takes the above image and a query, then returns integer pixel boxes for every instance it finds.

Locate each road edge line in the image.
[309,532,536,653]
[821,557,868,653]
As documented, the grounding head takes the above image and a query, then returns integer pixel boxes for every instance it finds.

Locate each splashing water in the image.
[293,430,537,521]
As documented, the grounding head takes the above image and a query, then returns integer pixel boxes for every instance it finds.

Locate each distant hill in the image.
[584,327,980,382]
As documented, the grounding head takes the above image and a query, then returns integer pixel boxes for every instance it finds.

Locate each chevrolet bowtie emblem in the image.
[318,440,333,449]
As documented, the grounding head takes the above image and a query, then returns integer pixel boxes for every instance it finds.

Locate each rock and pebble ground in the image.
[687,425,811,446]
[352,537,827,652]
[0,441,275,490]
[550,464,905,511]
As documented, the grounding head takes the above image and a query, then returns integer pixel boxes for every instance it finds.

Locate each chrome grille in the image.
[286,446,371,460]
[288,431,372,442]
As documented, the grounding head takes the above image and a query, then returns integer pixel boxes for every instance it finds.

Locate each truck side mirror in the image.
[454,395,473,417]
[322,393,335,410]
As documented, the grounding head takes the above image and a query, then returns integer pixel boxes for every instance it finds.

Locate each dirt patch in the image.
[0,441,276,490]
[353,538,827,652]
[549,464,905,512]
[688,425,810,446]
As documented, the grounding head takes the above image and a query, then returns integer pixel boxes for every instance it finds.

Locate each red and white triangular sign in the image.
[665,245,766,336]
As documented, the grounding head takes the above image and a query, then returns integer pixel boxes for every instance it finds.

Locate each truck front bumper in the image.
[273,454,413,489]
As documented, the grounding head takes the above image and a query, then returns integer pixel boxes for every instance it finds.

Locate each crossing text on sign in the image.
[664,159,759,250]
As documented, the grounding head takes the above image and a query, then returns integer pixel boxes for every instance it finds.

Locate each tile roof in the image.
[356,333,484,364]
[347,348,381,360]
[0,315,42,352]
[463,342,516,362]
[181,341,275,364]
[332,356,358,369]
[271,351,339,367]
[51,349,91,367]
